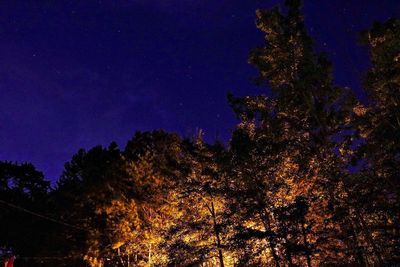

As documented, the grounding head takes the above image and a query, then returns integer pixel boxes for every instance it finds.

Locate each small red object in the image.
[4,256,15,267]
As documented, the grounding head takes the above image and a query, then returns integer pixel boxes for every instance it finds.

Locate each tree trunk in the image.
[352,208,384,266]
[210,202,225,267]
[148,243,152,267]
[283,238,294,267]
[300,221,312,267]
[262,209,281,267]
[348,217,367,266]
[268,237,281,267]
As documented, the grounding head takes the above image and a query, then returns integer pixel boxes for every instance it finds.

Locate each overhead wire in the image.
[0,199,85,231]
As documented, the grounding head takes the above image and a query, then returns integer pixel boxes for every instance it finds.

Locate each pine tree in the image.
[226,0,358,265]
[350,18,400,264]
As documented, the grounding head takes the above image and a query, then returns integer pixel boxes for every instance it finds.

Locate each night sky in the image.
[1,0,399,183]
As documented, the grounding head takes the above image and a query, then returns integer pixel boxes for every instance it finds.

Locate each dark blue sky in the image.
[1,0,399,182]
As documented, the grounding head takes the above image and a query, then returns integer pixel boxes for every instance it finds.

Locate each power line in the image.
[16,256,81,260]
[0,199,85,231]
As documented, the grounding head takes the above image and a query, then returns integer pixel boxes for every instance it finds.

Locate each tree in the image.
[0,161,52,266]
[54,131,187,266]
[54,143,132,266]
[348,18,400,265]
[226,0,359,265]
[163,132,233,267]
